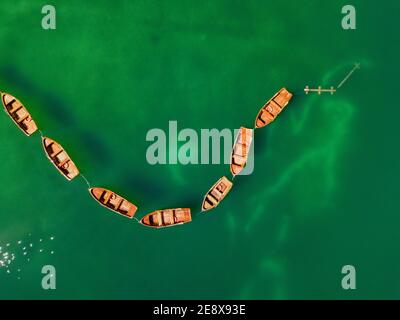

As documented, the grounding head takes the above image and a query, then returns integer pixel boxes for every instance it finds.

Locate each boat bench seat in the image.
[14,107,28,121]
[233,145,248,157]
[232,154,246,166]
[265,101,281,116]
[5,100,19,113]
[163,212,174,225]
[210,189,223,201]
[55,151,68,164]
[274,90,292,107]
[46,143,63,158]
[108,195,122,209]
[119,201,131,214]
[216,182,228,193]
[259,110,274,123]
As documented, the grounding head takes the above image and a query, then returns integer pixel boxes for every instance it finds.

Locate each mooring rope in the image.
[194,210,204,217]
[133,217,140,223]
[80,173,92,189]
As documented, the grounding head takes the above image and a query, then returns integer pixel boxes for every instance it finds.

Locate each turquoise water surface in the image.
[0,0,399,299]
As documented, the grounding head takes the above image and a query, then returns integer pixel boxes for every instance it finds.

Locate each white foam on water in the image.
[0,233,56,280]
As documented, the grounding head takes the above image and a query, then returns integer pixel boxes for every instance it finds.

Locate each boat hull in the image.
[230,127,253,176]
[255,88,293,128]
[202,176,233,212]
[140,208,191,228]
[89,187,138,218]
[42,137,80,181]
[1,93,38,136]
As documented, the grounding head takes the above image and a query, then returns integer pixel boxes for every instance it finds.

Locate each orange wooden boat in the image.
[42,137,80,180]
[140,208,192,228]
[230,127,253,176]
[1,92,38,136]
[255,88,293,128]
[89,187,138,218]
[202,176,233,212]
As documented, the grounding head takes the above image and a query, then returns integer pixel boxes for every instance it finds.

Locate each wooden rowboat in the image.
[202,176,233,212]
[230,127,253,176]
[1,92,38,136]
[140,208,192,228]
[255,88,293,129]
[42,137,79,180]
[89,187,138,218]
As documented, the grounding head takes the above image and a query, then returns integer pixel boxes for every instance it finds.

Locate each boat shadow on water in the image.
[0,66,111,167]
[116,173,167,208]
[0,67,276,226]
[253,128,269,157]
[0,66,75,127]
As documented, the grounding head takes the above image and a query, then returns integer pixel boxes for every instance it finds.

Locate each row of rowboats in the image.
[1,88,293,229]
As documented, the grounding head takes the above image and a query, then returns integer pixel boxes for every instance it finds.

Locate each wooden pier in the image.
[304,86,336,95]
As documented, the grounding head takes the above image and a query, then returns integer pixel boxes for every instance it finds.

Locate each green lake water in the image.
[0,0,399,299]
